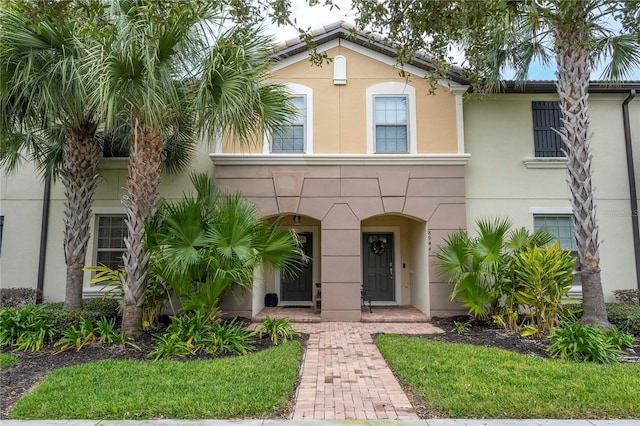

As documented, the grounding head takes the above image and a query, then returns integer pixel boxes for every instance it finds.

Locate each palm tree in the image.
[146,173,306,314]
[480,2,640,326]
[90,1,295,337]
[348,0,640,326]
[1,1,101,310]
[1,1,197,312]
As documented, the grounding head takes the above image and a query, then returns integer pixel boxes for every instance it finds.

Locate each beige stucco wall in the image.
[464,93,640,300]
[0,139,214,302]
[1,162,67,301]
[214,163,467,319]
[221,43,460,155]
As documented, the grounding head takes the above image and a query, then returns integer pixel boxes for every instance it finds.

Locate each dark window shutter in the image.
[532,101,565,157]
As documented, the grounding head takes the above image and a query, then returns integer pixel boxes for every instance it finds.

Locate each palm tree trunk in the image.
[122,117,163,338]
[62,122,100,311]
[554,8,610,327]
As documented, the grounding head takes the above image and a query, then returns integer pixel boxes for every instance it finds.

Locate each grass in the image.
[376,335,640,419]
[0,353,18,369]
[11,341,301,420]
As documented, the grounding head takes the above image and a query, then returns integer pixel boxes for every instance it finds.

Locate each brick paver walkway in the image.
[291,322,443,420]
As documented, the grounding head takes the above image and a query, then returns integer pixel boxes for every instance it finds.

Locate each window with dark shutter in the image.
[532,101,565,157]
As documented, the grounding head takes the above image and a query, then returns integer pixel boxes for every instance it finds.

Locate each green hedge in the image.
[44,299,121,338]
[564,303,640,336]
[1,299,122,343]
[606,304,640,336]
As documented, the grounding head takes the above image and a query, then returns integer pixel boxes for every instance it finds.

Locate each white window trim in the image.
[263,83,313,154]
[85,211,126,298]
[92,212,127,270]
[528,207,573,215]
[366,82,417,154]
[523,157,568,169]
[92,207,126,215]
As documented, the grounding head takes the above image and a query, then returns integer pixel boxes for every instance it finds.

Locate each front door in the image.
[362,232,395,302]
[281,232,313,302]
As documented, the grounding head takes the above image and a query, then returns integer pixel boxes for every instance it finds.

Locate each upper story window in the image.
[532,101,565,157]
[265,83,313,154]
[272,96,306,153]
[366,82,417,154]
[375,96,408,153]
[96,215,127,270]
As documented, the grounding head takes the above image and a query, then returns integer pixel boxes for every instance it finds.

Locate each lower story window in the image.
[534,215,582,293]
[96,215,126,270]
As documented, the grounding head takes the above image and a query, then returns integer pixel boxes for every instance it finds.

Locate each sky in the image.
[263,0,355,42]
[263,0,640,81]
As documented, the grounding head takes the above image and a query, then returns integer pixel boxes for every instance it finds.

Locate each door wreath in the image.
[370,238,386,255]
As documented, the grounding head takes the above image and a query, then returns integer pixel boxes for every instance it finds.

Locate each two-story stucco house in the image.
[1,23,639,321]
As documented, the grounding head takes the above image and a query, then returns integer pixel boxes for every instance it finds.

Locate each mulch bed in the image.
[427,315,550,357]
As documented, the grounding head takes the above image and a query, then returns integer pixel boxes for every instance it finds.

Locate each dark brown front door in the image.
[362,232,395,302]
[281,232,313,302]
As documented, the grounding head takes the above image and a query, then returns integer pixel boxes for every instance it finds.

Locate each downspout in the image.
[36,174,51,304]
[622,89,640,291]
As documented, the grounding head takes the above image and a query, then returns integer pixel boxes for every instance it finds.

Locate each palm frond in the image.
[474,216,512,261]
[435,230,472,282]
[595,34,640,81]
[196,26,295,145]
[253,221,307,278]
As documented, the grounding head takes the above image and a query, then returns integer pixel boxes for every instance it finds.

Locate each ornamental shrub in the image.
[510,242,575,336]
[0,305,54,351]
[564,303,640,337]
[612,289,639,305]
[606,304,640,336]
[0,288,41,307]
[546,321,634,363]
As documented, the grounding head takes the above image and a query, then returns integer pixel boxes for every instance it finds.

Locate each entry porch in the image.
[252,305,432,323]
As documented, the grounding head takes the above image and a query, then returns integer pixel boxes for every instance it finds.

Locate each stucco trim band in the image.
[209,153,471,166]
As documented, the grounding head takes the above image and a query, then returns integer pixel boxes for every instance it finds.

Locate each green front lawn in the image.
[11,341,301,420]
[377,335,640,419]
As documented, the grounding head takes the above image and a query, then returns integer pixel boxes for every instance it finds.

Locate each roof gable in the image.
[275,21,469,86]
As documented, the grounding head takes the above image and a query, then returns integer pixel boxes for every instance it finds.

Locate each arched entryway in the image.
[266,214,321,307]
[361,214,429,314]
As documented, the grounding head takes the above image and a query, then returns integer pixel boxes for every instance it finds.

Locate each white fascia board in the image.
[272,39,340,71]
[209,153,470,166]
